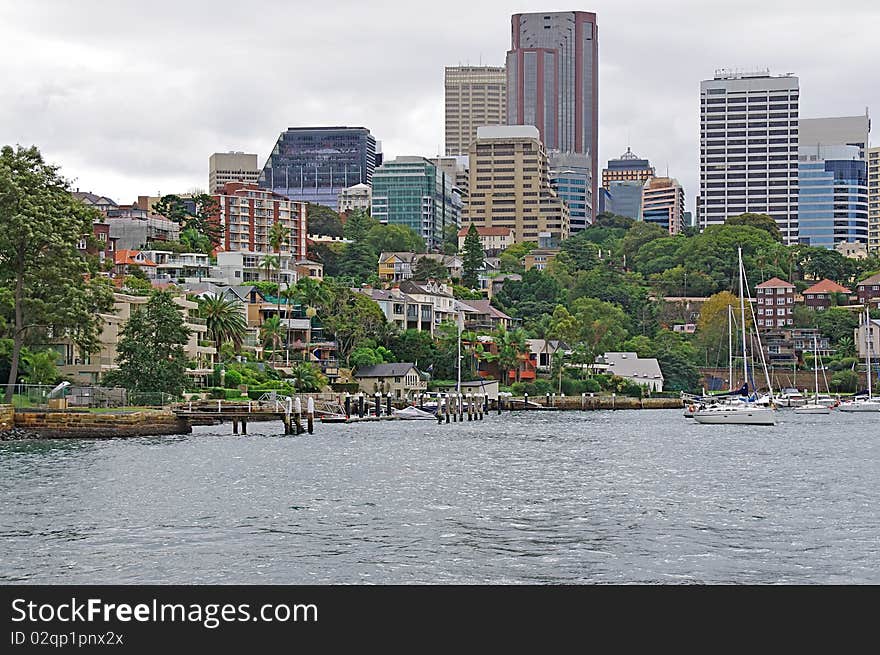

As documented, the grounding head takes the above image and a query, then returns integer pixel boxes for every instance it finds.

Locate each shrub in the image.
[831,369,859,393]
[223,369,242,388]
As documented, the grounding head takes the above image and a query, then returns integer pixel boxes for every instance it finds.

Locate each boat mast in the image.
[866,306,872,398]
[738,247,749,392]
[813,334,819,402]
[728,303,734,391]
[456,308,462,394]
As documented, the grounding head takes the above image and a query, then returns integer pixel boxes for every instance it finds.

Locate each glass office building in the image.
[604,180,644,220]
[371,157,462,251]
[257,127,377,210]
[549,151,592,232]
[798,145,868,248]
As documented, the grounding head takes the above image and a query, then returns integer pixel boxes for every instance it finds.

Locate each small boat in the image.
[838,307,880,413]
[777,388,806,408]
[794,403,830,415]
[393,406,437,420]
[693,402,776,425]
[794,336,831,415]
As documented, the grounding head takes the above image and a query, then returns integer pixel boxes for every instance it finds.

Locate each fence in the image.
[5,384,173,409]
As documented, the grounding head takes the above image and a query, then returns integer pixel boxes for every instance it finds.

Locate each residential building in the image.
[596,352,664,392]
[456,226,515,256]
[209,152,260,193]
[507,11,599,216]
[356,287,434,334]
[398,279,457,327]
[141,250,212,283]
[444,66,507,156]
[868,146,880,253]
[456,299,512,332]
[51,292,215,385]
[78,220,117,267]
[377,252,463,283]
[755,277,795,330]
[855,318,880,358]
[526,339,569,373]
[257,126,377,210]
[371,157,461,251]
[107,214,180,250]
[549,151,593,231]
[212,250,300,286]
[524,248,558,271]
[468,334,535,383]
[698,70,800,244]
[72,190,117,213]
[798,145,869,248]
[337,183,372,213]
[212,182,307,259]
[466,125,569,243]
[604,180,644,220]
[799,113,870,158]
[802,279,851,311]
[835,240,869,259]
[353,363,427,399]
[113,249,156,277]
[641,177,685,234]
[856,272,880,309]
[602,148,654,189]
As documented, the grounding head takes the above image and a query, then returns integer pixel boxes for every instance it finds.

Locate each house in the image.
[597,352,664,392]
[398,280,457,327]
[212,250,299,285]
[456,226,515,257]
[524,248,559,271]
[801,279,851,311]
[755,277,795,330]
[856,273,880,309]
[353,363,427,398]
[113,249,157,277]
[488,273,521,299]
[467,335,535,383]
[141,250,212,283]
[356,287,434,334]
[835,241,868,260]
[456,299,512,332]
[377,252,463,282]
[525,339,570,372]
[433,379,500,402]
[855,318,880,358]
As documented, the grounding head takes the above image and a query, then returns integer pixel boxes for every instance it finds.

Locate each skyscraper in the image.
[257,127,377,210]
[602,147,654,188]
[698,70,800,244]
[444,66,507,156]
[641,177,685,235]
[868,147,880,253]
[209,152,260,193]
[799,114,870,158]
[549,151,592,232]
[506,11,598,222]
[371,157,461,251]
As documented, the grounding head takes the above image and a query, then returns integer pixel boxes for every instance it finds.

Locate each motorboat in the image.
[777,388,806,408]
[393,405,437,420]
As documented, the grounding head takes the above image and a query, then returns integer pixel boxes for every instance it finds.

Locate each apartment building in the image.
[209,152,260,193]
[444,66,506,156]
[755,277,795,330]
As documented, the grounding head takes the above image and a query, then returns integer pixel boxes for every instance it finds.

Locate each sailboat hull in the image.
[838,401,880,413]
[794,404,830,415]
[693,407,776,425]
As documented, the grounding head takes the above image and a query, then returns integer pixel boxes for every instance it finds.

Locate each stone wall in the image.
[0,404,14,431]
[12,409,191,439]
[502,396,683,411]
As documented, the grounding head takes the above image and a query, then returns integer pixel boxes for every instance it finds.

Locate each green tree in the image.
[307,204,344,238]
[412,256,449,280]
[21,349,59,385]
[153,193,221,247]
[103,291,191,397]
[269,220,289,254]
[831,369,858,393]
[338,241,378,281]
[442,222,460,255]
[288,361,326,392]
[493,326,528,384]
[550,297,629,365]
[725,213,783,242]
[179,227,212,254]
[321,286,388,365]
[199,294,247,351]
[461,223,484,289]
[260,315,284,363]
[342,209,380,242]
[621,222,667,268]
[0,145,115,402]
[387,329,437,369]
[365,224,425,254]
[498,241,536,274]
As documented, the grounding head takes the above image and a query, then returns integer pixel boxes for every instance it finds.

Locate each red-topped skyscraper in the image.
[506,11,598,223]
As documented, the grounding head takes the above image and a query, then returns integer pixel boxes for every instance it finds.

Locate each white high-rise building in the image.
[698,70,800,244]
[209,152,260,193]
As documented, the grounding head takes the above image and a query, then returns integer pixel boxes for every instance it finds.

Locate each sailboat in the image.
[838,306,880,413]
[694,247,776,426]
[794,334,830,415]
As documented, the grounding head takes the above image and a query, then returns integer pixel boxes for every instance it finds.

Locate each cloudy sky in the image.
[1,0,876,213]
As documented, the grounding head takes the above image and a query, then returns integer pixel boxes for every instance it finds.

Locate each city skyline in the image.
[1,0,877,217]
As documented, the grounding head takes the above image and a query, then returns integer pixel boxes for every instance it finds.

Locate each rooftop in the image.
[756,277,794,289]
[803,279,851,295]
[354,363,420,378]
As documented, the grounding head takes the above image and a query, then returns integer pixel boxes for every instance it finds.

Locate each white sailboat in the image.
[838,306,880,413]
[694,248,776,426]
[795,334,830,415]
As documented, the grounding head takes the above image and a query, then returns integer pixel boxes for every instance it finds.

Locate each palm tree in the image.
[199,294,247,351]
[288,361,326,392]
[262,254,280,285]
[494,326,528,384]
[294,277,332,312]
[269,220,289,255]
[260,315,284,363]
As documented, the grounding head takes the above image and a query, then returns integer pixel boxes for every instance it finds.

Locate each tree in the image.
[321,287,388,365]
[0,145,115,402]
[725,213,783,242]
[103,291,191,397]
[350,346,392,370]
[558,231,602,272]
[288,361,327,392]
[365,224,425,254]
[411,256,449,280]
[694,291,752,368]
[461,223,484,289]
[550,297,629,365]
[199,294,247,351]
[292,277,334,313]
[387,329,437,370]
[442,222,460,255]
[153,193,221,247]
[260,315,284,363]
[307,204,343,238]
[498,241,536,273]
[493,326,528,383]
[21,349,58,385]
[621,222,667,268]
[338,241,377,281]
[269,220,289,254]
[261,254,279,284]
[342,209,380,242]
[179,227,212,254]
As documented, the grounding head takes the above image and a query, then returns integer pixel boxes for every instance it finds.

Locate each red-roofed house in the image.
[756,277,795,330]
[856,272,880,309]
[802,279,852,311]
[114,249,157,277]
[457,226,515,256]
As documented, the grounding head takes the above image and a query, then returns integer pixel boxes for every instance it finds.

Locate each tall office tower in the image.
[604,180,644,220]
[798,145,869,248]
[444,66,507,156]
[211,183,307,259]
[549,151,592,232]
[209,152,260,193]
[257,127,377,210]
[430,156,470,214]
[698,70,800,244]
[641,177,686,234]
[466,126,569,244]
[506,11,598,222]
[799,113,870,157]
[869,147,880,253]
[602,147,654,188]
[371,157,462,251]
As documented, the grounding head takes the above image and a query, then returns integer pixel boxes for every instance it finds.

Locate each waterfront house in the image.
[802,279,851,311]
[456,299,512,332]
[856,273,880,310]
[353,363,427,399]
[596,352,664,392]
[855,318,880,358]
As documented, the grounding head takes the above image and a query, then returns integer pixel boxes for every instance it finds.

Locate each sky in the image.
[1,0,877,214]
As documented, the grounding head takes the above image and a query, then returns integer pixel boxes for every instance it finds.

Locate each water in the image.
[1,410,878,584]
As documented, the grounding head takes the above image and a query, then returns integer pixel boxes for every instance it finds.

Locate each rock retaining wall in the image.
[10,409,191,439]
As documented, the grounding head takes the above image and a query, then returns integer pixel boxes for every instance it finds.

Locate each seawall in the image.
[7,408,191,439]
[503,396,683,410]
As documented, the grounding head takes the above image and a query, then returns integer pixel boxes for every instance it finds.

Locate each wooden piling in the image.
[445,394,450,424]
[232,419,238,434]
[307,397,314,435]
[241,418,247,434]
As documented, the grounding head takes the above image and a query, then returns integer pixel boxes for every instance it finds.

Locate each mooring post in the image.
[232,418,239,434]
[498,393,502,414]
[419,393,424,410]
[307,396,314,435]
[295,396,303,434]
[241,418,247,434]
[437,394,444,424]
[524,393,528,410]
[386,392,392,416]
[374,392,381,417]
[344,393,351,419]
[444,393,450,424]
[285,396,293,434]
[466,393,472,421]
[217,400,222,413]
[612,392,616,410]
[358,393,365,419]
[581,392,586,410]
[478,394,484,420]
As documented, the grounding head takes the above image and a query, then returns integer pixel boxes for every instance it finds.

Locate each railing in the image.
[186,316,208,326]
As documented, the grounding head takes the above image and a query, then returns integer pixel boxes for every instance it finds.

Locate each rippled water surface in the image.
[1,410,878,584]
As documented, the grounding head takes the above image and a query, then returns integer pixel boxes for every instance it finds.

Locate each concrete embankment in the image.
[1,406,190,440]
[503,396,683,410]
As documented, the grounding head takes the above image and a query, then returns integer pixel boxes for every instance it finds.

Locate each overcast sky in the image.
[1,1,877,214]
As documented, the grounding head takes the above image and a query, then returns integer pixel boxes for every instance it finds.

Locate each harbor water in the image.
[1,410,878,584]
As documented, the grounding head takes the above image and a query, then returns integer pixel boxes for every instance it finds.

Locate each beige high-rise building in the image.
[869,146,880,253]
[466,126,569,244]
[209,152,260,193]
[641,177,685,235]
[445,66,506,156]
